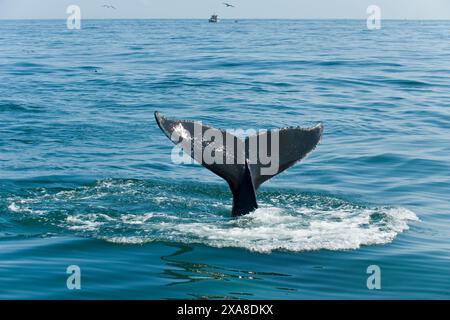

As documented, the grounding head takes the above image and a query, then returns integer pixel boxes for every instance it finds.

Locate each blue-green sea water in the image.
[0,20,449,299]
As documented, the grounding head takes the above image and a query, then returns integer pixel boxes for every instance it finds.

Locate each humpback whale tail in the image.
[155,111,323,217]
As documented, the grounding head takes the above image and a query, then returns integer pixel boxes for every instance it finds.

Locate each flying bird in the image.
[223,3,235,7]
[102,4,116,9]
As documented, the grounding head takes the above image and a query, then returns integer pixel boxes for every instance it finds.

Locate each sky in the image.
[1,0,450,19]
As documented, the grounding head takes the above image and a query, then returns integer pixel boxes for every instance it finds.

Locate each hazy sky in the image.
[1,0,450,19]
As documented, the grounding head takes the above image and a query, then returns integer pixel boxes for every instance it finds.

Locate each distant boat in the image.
[208,14,219,23]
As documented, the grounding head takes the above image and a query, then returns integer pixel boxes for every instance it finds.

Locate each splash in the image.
[6,179,419,253]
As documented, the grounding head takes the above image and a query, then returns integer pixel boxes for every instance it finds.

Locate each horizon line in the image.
[1,18,450,21]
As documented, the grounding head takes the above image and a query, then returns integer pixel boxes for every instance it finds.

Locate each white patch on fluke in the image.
[174,123,191,140]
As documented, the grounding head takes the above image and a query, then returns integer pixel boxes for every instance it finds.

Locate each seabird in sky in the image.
[223,3,235,8]
[102,4,116,10]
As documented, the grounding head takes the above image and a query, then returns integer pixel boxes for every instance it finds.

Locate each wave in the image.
[0,102,44,113]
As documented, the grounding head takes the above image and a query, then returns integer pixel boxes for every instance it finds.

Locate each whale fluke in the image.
[154,111,323,216]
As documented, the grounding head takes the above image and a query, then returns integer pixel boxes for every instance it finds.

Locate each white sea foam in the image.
[103,205,419,253]
[66,218,99,231]
[7,201,45,215]
[7,202,20,213]
[105,236,153,244]
[66,214,112,231]
[121,213,154,225]
[6,180,419,253]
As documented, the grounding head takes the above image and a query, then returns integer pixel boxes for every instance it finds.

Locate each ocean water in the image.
[0,19,449,299]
